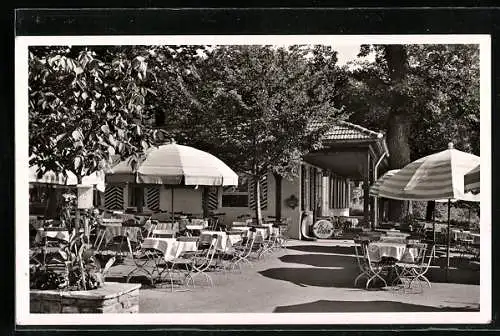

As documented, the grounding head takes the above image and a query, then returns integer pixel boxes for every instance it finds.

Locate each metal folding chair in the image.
[393,243,435,293]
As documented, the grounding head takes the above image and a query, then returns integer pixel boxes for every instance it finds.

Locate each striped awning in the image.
[371,143,480,202]
[464,164,480,193]
[106,143,239,186]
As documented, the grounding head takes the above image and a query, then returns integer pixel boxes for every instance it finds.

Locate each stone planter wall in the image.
[30,282,141,313]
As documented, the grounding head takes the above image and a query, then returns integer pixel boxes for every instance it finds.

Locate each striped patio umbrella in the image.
[464,164,480,193]
[369,169,400,197]
[374,143,480,202]
[106,143,238,222]
[369,143,480,278]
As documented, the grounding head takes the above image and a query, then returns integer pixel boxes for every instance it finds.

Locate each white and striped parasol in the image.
[369,169,400,197]
[464,164,480,193]
[106,143,238,186]
[368,143,480,278]
[106,143,238,222]
[372,143,480,202]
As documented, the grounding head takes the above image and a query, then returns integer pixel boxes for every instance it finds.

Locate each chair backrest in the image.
[364,243,381,264]
[176,236,199,243]
[422,244,435,268]
[406,242,427,264]
[198,233,215,250]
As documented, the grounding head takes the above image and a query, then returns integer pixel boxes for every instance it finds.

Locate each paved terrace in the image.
[105,239,480,313]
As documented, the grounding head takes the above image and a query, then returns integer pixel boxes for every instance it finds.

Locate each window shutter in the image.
[104,185,124,210]
[145,186,160,210]
[204,187,219,211]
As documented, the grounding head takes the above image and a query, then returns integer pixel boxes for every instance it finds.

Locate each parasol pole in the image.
[446,198,451,281]
[432,204,436,244]
[171,186,175,225]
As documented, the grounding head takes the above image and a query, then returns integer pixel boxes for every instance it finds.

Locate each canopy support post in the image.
[446,198,451,282]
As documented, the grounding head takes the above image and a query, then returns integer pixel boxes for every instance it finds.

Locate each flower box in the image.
[30,282,141,314]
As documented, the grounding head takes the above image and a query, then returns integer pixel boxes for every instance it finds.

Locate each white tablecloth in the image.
[141,237,198,261]
[379,236,407,244]
[35,229,70,243]
[470,233,480,244]
[368,242,416,262]
[102,226,142,243]
[101,218,123,226]
[200,230,242,251]
[384,230,410,238]
[231,226,250,233]
[254,227,269,239]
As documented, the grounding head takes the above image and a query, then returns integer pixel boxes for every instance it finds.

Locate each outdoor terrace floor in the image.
[104,239,480,313]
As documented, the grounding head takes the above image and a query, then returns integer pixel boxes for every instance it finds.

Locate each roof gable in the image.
[309,120,384,142]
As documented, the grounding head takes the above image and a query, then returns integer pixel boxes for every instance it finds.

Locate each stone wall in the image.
[30,282,141,313]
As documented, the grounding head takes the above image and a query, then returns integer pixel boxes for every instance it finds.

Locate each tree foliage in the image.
[342,44,480,221]
[345,44,480,159]
[28,45,200,181]
[163,45,348,222]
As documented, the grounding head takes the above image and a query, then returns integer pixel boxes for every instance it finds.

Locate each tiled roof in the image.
[309,120,384,141]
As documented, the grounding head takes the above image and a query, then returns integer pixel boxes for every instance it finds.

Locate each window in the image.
[222,174,249,207]
[129,184,145,208]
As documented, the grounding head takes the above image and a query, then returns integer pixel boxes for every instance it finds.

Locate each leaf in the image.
[72,130,83,141]
[58,250,68,261]
[108,146,115,155]
[101,124,110,134]
[117,142,125,153]
[108,134,117,147]
[73,156,82,171]
[102,256,116,276]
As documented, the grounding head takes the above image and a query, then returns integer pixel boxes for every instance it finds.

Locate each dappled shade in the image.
[279,254,356,268]
[259,267,356,289]
[286,244,356,255]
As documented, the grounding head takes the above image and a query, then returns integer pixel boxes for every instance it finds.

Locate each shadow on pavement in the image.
[259,267,357,288]
[279,253,356,268]
[287,245,356,255]
[273,300,479,312]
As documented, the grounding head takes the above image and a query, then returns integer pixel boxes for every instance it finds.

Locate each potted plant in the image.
[30,193,115,291]
[29,197,141,313]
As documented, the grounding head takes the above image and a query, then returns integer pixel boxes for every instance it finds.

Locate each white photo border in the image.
[15,34,492,326]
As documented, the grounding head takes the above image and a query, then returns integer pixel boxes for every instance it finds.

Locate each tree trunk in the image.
[425,201,436,221]
[254,175,263,226]
[44,186,59,219]
[384,45,412,222]
[273,172,282,222]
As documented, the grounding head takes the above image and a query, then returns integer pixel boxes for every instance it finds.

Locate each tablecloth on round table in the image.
[200,230,243,251]
[102,226,142,244]
[368,242,418,262]
[35,229,70,243]
[141,237,199,261]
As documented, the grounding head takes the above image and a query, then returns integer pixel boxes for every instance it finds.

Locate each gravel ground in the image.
[105,239,480,313]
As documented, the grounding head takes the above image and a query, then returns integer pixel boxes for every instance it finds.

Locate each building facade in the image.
[102,121,389,239]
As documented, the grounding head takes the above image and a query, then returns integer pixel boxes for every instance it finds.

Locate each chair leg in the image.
[354,271,369,286]
[366,268,387,288]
